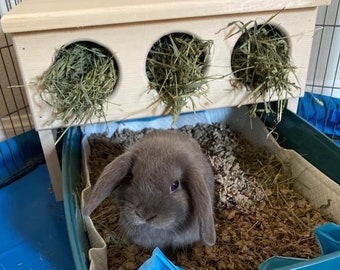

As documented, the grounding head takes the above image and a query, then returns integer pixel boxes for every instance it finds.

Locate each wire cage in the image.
[0,0,32,142]
[0,0,44,187]
[0,1,339,269]
[297,0,340,146]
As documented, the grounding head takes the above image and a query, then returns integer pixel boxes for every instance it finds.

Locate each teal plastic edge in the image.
[62,126,89,270]
[259,251,340,270]
[263,108,340,185]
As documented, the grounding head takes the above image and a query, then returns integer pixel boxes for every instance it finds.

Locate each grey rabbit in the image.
[83,129,216,250]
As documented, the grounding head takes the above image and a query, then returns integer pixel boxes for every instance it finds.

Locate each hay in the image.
[226,14,299,123]
[38,41,119,128]
[146,33,213,124]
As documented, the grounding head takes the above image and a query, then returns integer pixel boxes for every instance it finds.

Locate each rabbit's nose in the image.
[135,209,143,219]
[135,209,157,222]
[133,210,146,225]
[145,214,157,222]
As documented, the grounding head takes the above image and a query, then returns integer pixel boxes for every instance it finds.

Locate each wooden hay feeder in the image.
[0,0,330,200]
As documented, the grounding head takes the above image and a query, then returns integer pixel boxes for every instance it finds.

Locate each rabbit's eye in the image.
[170,180,180,192]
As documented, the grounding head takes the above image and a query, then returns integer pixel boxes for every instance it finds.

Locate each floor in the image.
[0,163,76,270]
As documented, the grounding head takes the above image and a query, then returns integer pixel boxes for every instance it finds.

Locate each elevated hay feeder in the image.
[1,1,327,130]
[1,0,329,199]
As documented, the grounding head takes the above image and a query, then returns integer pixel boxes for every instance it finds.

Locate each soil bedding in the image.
[87,123,331,270]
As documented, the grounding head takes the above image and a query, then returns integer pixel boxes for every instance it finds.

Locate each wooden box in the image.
[1,0,330,200]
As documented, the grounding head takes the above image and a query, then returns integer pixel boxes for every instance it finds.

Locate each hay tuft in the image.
[226,14,300,123]
[146,33,213,124]
[38,41,119,127]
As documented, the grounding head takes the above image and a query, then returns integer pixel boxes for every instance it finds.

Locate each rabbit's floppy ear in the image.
[189,169,216,246]
[83,151,133,216]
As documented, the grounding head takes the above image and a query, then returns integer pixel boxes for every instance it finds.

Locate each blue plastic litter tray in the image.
[62,109,340,270]
[0,130,44,187]
[298,92,340,146]
[0,129,75,270]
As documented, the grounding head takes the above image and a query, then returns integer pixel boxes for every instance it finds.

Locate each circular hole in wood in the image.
[145,32,213,122]
[230,24,291,91]
[39,41,119,125]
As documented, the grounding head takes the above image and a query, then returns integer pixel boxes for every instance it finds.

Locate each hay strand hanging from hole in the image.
[146,33,213,124]
[227,13,300,123]
[38,41,119,128]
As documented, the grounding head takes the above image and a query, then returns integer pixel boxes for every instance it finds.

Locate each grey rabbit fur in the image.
[83,129,216,250]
